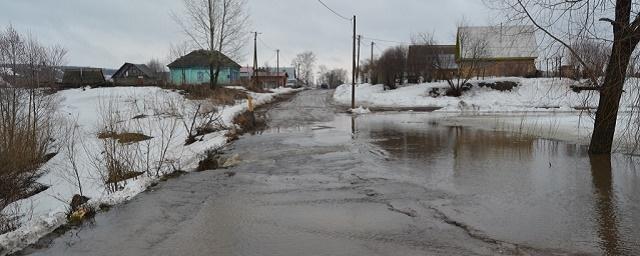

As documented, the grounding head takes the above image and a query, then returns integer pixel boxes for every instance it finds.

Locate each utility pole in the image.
[252,32,259,87]
[356,35,361,83]
[370,41,374,83]
[276,49,280,87]
[351,15,357,109]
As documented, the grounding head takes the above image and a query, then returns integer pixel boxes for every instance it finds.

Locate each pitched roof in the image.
[407,45,458,70]
[168,50,241,69]
[457,25,538,60]
[62,68,106,85]
[112,63,157,79]
[263,67,296,79]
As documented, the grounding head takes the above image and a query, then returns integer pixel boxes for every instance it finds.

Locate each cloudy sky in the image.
[0,0,491,71]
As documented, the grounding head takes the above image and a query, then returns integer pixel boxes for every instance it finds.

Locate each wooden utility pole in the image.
[356,35,361,83]
[351,15,357,109]
[252,32,259,87]
[370,41,374,83]
[276,49,280,87]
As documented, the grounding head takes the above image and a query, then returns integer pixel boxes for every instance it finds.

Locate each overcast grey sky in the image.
[0,0,491,70]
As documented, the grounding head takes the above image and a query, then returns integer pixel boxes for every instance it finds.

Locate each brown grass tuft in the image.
[183,86,249,105]
[98,132,153,144]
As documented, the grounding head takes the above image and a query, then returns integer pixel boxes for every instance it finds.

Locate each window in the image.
[197,72,205,82]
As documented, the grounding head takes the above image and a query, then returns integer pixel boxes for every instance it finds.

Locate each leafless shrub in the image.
[180,100,225,145]
[446,24,489,96]
[0,87,60,215]
[83,98,140,193]
[58,117,85,196]
[376,46,408,89]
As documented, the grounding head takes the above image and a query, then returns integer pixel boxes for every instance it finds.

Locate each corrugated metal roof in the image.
[458,25,538,60]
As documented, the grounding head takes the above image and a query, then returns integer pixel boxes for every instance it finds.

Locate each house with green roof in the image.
[167,50,241,85]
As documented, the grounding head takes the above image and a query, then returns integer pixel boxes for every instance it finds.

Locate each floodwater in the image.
[21,90,640,256]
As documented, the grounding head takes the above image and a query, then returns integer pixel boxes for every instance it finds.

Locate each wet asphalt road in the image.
[21,90,640,255]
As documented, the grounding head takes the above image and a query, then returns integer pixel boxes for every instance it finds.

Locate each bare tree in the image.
[291,51,316,86]
[568,40,610,79]
[173,0,249,88]
[446,26,489,96]
[377,46,408,89]
[487,0,640,154]
[147,58,166,77]
[59,117,84,196]
[319,68,348,88]
[408,32,440,83]
[168,41,192,62]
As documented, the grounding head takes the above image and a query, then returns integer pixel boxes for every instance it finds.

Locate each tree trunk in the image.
[209,64,215,89]
[589,39,633,154]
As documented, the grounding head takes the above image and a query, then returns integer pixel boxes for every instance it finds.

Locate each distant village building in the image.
[167,50,241,85]
[253,68,288,88]
[112,63,160,86]
[239,67,253,82]
[559,65,579,79]
[61,68,106,87]
[457,25,538,77]
[407,45,458,83]
[239,66,298,88]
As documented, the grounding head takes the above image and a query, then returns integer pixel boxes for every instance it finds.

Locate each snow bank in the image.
[350,106,371,115]
[0,86,299,255]
[333,78,640,113]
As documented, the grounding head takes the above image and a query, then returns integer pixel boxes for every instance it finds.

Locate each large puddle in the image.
[346,113,640,255]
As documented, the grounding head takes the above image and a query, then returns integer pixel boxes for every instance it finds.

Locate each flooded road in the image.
[22,90,640,255]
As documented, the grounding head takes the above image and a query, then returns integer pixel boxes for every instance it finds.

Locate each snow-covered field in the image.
[0,86,299,255]
[334,78,640,112]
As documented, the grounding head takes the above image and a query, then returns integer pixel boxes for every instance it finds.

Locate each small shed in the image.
[61,68,106,87]
[112,63,158,86]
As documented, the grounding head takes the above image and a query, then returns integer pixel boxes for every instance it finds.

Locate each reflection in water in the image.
[351,114,640,255]
[590,155,623,256]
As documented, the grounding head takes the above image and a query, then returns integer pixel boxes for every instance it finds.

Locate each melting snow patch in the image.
[350,106,371,115]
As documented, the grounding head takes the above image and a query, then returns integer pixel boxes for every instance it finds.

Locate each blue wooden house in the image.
[168,50,241,85]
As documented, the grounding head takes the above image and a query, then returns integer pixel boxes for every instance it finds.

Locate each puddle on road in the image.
[346,113,640,255]
[256,111,640,254]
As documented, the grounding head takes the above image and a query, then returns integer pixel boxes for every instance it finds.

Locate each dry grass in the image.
[232,111,266,133]
[196,150,221,172]
[1,88,60,232]
[97,132,153,144]
[182,86,249,105]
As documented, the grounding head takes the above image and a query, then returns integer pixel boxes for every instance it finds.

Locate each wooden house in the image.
[457,25,538,77]
[253,68,288,88]
[407,45,458,83]
[61,68,106,87]
[167,50,241,85]
[112,63,159,86]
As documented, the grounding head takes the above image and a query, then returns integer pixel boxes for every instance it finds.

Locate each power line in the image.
[361,36,408,44]
[317,0,352,21]
[258,37,276,51]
